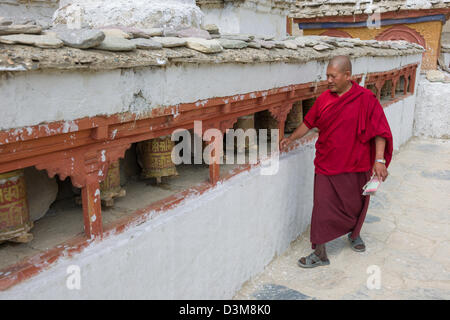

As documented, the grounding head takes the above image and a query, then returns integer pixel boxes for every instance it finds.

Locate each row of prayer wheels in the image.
[0,104,309,243]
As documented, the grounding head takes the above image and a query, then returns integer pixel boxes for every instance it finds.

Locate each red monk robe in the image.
[303,80,393,248]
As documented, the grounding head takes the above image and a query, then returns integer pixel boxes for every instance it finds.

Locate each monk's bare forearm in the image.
[287,122,310,141]
[374,136,386,159]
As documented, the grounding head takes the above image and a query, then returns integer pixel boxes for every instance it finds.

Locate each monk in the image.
[280,55,393,268]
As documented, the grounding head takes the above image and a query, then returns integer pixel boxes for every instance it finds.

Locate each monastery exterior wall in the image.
[414,76,450,138]
[0,138,316,299]
[201,5,286,37]
[0,53,423,131]
[302,20,442,70]
[0,52,423,297]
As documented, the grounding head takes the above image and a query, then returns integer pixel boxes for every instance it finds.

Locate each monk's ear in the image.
[345,71,351,80]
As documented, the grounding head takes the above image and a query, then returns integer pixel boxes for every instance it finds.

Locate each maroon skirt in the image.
[310,171,371,249]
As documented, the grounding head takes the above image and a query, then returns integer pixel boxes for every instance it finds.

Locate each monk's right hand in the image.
[280,137,293,151]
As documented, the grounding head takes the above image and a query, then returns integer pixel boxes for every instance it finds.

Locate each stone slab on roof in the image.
[0,38,424,72]
[290,0,450,18]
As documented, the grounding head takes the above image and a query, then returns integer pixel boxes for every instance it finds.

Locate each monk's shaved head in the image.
[326,55,353,95]
[328,55,352,74]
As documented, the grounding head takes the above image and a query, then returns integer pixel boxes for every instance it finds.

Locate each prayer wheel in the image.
[255,110,278,141]
[285,101,303,133]
[230,115,257,153]
[0,170,33,243]
[100,160,126,207]
[137,136,178,182]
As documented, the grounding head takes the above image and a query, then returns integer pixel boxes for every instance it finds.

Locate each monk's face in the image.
[326,65,351,94]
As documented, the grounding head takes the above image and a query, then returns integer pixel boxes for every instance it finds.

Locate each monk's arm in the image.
[288,122,310,141]
[374,136,386,160]
[373,136,389,181]
[279,122,310,150]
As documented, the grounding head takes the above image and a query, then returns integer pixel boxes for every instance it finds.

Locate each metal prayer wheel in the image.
[137,136,178,183]
[100,160,126,207]
[255,110,278,141]
[0,169,33,243]
[230,115,257,153]
[285,101,303,133]
[302,98,315,119]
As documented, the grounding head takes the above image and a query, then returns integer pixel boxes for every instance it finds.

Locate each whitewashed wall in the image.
[0,0,59,27]
[0,139,316,299]
[0,53,423,298]
[0,53,423,131]
[414,76,450,139]
[201,4,287,38]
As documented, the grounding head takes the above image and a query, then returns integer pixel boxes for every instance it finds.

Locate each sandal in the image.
[348,233,366,252]
[297,252,330,268]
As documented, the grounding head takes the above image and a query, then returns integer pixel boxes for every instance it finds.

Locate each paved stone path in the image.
[234,138,450,300]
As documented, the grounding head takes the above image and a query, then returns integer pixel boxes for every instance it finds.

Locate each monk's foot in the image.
[298,252,330,268]
[348,234,366,252]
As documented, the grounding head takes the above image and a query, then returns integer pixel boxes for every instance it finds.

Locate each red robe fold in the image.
[304,80,393,175]
[303,81,393,248]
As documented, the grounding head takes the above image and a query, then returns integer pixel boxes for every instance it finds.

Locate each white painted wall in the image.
[0,0,59,27]
[414,76,450,139]
[384,95,417,151]
[0,51,425,298]
[443,52,450,69]
[0,139,316,299]
[201,4,286,38]
[383,62,422,150]
[0,53,423,132]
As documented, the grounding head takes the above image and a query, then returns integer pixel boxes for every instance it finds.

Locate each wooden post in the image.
[209,135,220,185]
[81,177,103,239]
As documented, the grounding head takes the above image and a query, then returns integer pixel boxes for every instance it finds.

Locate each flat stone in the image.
[131,28,163,38]
[203,24,219,34]
[95,36,136,51]
[184,37,223,53]
[0,18,13,26]
[253,284,313,300]
[152,36,187,48]
[100,28,132,39]
[221,33,254,42]
[247,41,262,49]
[210,34,221,39]
[54,27,105,49]
[294,37,320,47]
[217,38,248,49]
[99,25,163,39]
[0,24,42,35]
[130,38,163,50]
[336,41,355,48]
[273,41,286,49]
[255,40,275,49]
[0,34,63,48]
[283,40,298,49]
[177,27,211,40]
[426,70,446,82]
[313,44,330,51]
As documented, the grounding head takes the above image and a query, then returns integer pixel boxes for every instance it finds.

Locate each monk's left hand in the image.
[373,162,388,182]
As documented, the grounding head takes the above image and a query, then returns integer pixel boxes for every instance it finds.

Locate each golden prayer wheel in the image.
[100,160,126,207]
[285,101,303,133]
[230,115,257,153]
[0,169,33,243]
[137,136,178,182]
